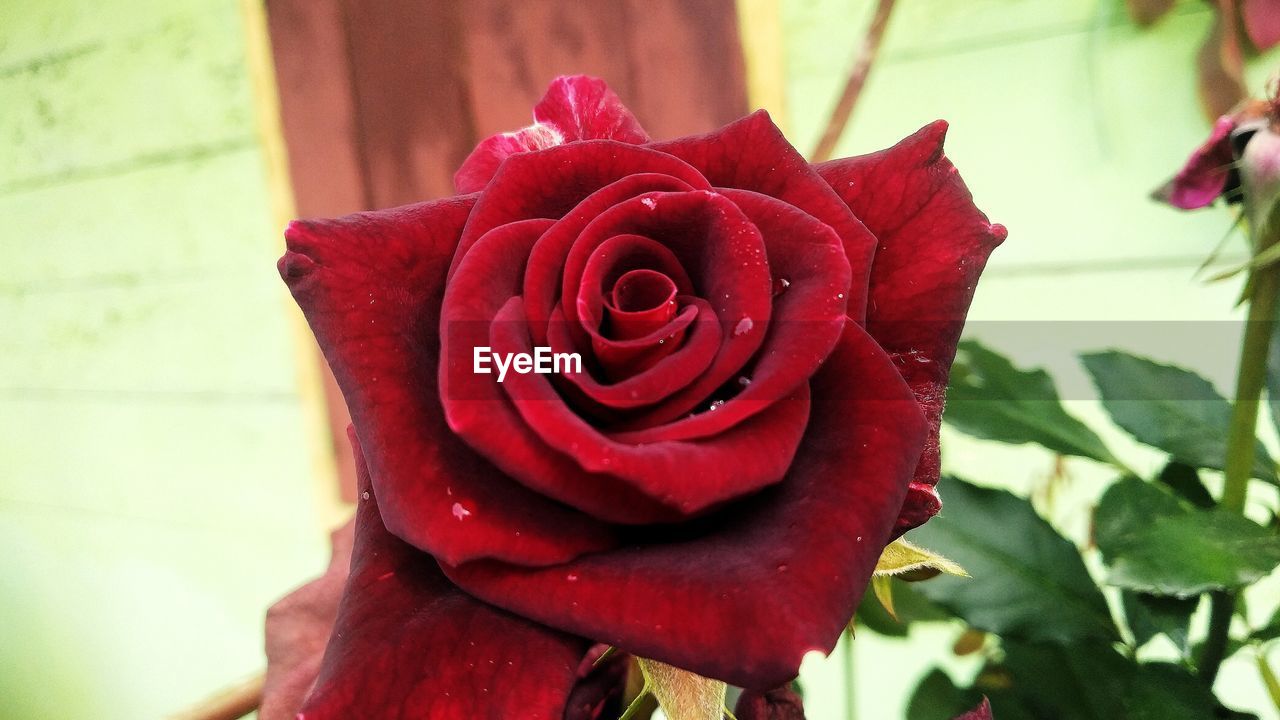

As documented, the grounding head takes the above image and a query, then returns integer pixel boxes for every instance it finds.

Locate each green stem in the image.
[1257,649,1280,714]
[1199,218,1280,684]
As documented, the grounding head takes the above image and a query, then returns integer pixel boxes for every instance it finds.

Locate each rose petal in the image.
[649,111,875,321]
[493,297,810,514]
[612,188,849,439]
[734,685,806,720]
[1244,0,1280,51]
[280,198,618,564]
[455,75,650,194]
[524,173,701,348]
[444,320,928,690]
[954,698,994,720]
[260,519,354,720]
[561,191,774,410]
[298,439,593,719]
[452,142,710,280]
[815,121,1005,533]
[1153,116,1237,209]
[557,298,721,411]
[563,646,632,720]
[440,216,684,524]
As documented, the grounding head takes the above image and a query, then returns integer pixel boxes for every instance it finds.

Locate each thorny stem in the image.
[809,0,896,163]
[1200,212,1280,684]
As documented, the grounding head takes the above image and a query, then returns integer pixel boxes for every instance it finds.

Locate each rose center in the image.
[605,268,679,341]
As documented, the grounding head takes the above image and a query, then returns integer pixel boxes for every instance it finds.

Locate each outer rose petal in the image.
[649,110,876,321]
[455,75,650,193]
[1243,0,1280,51]
[299,438,593,720]
[1152,116,1237,209]
[260,519,353,720]
[443,320,927,690]
[816,121,1006,533]
[735,686,806,720]
[954,698,994,720]
[280,197,618,565]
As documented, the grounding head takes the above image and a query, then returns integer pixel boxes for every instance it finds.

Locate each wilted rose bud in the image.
[1156,87,1280,233]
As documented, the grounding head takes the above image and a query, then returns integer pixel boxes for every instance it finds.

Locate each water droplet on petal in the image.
[737,376,752,387]
[777,564,789,572]
[640,197,657,210]
[361,491,370,501]
[452,502,472,520]
[708,399,726,411]
[733,316,754,337]
[567,573,579,582]
[772,277,791,296]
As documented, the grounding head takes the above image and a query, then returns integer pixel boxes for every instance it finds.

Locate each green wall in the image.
[0,0,334,717]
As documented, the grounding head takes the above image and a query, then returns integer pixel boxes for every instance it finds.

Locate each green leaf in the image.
[946,341,1118,465]
[1081,351,1277,483]
[906,669,984,720]
[1249,605,1280,645]
[907,478,1118,644]
[998,643,1216,720]
[1156,462,1215,508]
[1122,592,1197,653]
[1095,477,1280,596]
[855,578,952,636]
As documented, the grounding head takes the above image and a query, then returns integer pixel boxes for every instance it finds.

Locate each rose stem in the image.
[1200,210,1280,684]
[809,0,896,163]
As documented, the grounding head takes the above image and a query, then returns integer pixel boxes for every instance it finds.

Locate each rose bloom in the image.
[280,75,1004,718]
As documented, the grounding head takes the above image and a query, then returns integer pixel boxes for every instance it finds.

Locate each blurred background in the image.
[3,0,1280,717]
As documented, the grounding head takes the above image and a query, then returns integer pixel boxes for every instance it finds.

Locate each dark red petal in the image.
[524,173,700,348]
[815,121,1006,533]
[444,320,928,689]
[455,75,649,194]
[493,297,810,514]
[612,188,849,440]
[648,111,874,321]
[562,646,632,720]
[534,75,649,145]
[954,698,994,720]
[1152,116,1237,209]
[561,191,774,420]
[734,685,806,720]
[280,199,617,565]
[299,440,593,720]
[454,124,566,195]
[261,520,354,720]
[558,298,721,411]
[452,143,709,279]
[439,216,684,524]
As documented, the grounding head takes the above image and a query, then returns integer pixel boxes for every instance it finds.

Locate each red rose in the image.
[281,75,1003,717]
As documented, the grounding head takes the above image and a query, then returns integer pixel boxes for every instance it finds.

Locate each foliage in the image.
[867,342,1280,719]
